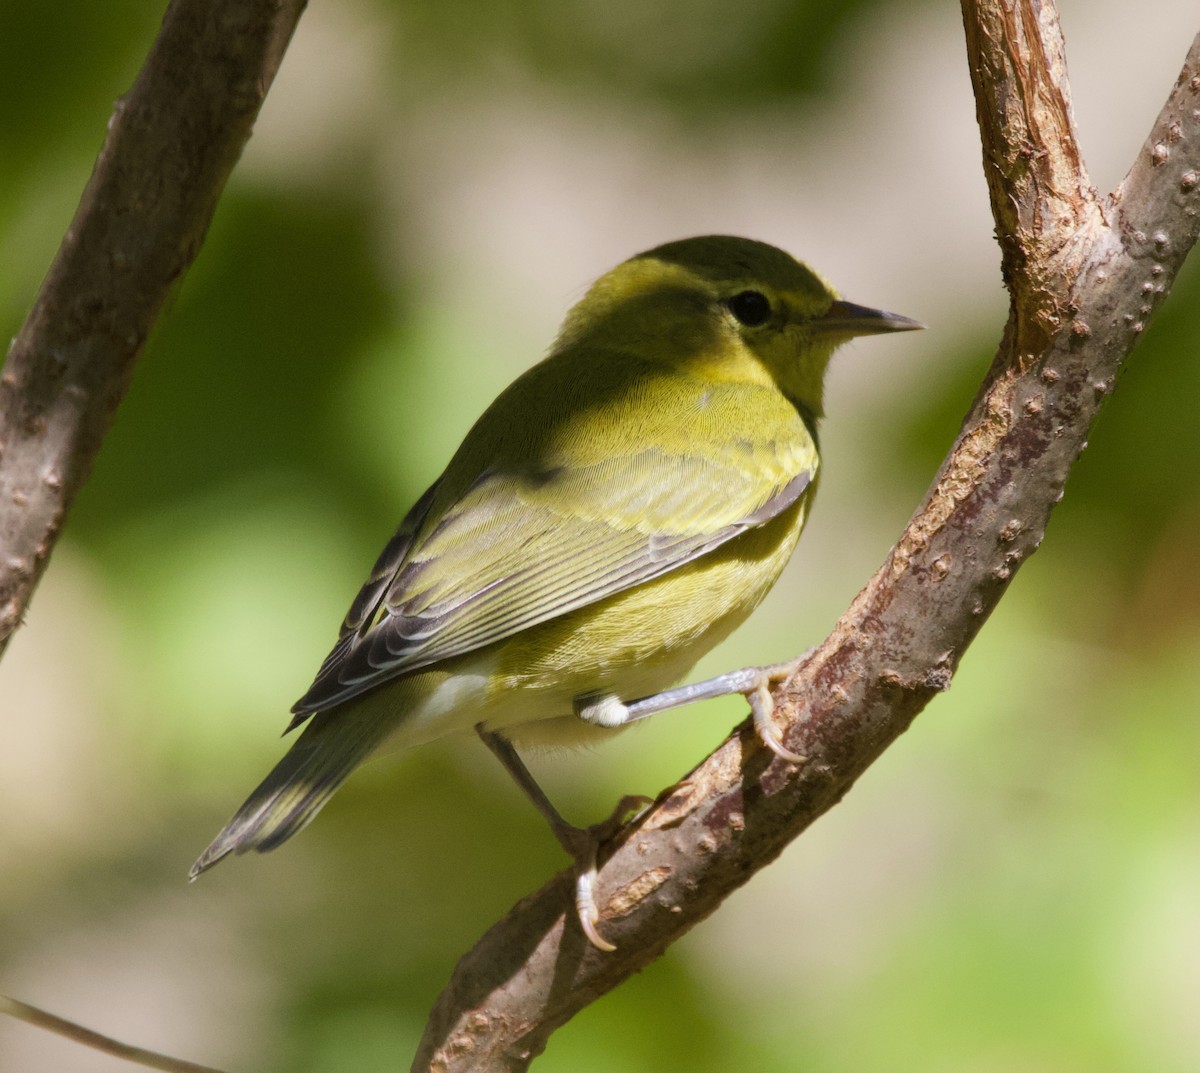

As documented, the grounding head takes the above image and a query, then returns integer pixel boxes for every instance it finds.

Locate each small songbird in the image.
[190,236,920,949]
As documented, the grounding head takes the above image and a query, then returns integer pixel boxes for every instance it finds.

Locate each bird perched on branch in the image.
[191,235,921,949]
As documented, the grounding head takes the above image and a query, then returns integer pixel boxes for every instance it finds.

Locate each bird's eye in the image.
[726,290,772,327]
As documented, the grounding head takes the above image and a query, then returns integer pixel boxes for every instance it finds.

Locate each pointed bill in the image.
[817,300,925,337]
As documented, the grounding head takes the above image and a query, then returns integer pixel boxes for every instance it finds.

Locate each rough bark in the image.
[0,0,307,655]
[411,4,1200,1070]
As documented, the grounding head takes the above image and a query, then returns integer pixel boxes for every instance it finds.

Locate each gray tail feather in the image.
[189,707,392,880]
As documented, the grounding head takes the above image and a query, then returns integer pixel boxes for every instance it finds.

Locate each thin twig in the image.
[0,994,229,1073]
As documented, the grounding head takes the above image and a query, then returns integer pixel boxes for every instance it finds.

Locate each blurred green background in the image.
[2,0,1199,1070]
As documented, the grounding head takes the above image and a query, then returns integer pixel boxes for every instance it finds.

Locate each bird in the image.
[189,235,921,949]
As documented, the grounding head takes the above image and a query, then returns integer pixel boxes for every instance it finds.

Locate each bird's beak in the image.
[816,300,925,337]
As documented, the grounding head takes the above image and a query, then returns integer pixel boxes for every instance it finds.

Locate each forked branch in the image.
[411,4,1200,1070]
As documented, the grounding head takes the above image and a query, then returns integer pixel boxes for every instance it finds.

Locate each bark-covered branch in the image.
[0,0,307,656]
[412,4,1200,1070]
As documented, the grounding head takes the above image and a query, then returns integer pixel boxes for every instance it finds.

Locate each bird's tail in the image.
[189,704,393,879]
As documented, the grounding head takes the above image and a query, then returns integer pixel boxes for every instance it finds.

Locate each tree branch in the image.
[411,4,1200,1070]
[0,0,307,657]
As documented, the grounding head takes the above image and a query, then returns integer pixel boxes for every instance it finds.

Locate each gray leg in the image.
[476,724,648,951]
[574,656,810,763]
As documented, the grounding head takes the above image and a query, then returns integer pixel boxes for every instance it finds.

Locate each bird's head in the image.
[556,234,922,419]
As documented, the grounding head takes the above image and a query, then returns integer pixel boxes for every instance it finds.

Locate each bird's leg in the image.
[574,652,813,763]
[475,724,649,952]
[494,655,810,948]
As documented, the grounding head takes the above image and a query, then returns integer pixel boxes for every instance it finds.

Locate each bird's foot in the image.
[745,655,811,763]
[557,793,653,952]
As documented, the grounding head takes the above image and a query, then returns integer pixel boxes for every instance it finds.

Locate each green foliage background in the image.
[2,1,1198,1070]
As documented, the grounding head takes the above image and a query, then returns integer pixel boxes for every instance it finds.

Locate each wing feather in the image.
[293,460,811,717]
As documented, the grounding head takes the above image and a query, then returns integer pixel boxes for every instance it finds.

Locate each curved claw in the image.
[573,793,652,950]
[748,681,806,764]
[575,859,616,952]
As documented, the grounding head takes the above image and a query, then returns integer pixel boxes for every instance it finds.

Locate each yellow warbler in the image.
[191,235,920,949]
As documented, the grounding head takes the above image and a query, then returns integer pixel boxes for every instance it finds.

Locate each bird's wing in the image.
[290,442,813,719]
